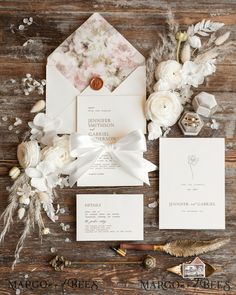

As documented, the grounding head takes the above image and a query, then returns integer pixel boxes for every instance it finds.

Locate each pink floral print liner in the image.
[48,13,145,92]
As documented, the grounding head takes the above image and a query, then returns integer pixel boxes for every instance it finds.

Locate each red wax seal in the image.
[89,77,103,90]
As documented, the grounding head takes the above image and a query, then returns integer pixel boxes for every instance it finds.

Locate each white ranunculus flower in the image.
[17,141,41,168]
[147,122,162,140]
[145,91,183,127]
[189,36,202,49]
[41,135,73,169]
[155,60,182,90]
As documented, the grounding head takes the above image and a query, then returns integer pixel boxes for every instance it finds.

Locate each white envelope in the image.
[46,13,146,134]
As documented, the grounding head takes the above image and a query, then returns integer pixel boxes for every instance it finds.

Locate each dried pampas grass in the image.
[146,10,178,94]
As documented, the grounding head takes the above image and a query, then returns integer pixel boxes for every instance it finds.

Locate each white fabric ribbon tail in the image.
[63,130,157,187]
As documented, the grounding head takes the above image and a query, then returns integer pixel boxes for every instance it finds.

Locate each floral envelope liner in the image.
[48,13,145,92]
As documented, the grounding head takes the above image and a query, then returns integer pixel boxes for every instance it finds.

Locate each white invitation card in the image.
[76,95,146,186]
[76,194,144,241]
[159,138,225,229]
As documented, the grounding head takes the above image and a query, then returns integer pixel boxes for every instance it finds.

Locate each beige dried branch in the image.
[161,237,230,257]
[0,173,29,243]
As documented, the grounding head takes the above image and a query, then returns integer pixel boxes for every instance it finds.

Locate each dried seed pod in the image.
[215,31,231,46]
[18,207,25,220]
[181,43,191,63]
[30,100,46,113]
[9,167,20,180]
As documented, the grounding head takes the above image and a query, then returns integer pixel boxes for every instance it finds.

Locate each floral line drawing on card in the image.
[187,154,199,180]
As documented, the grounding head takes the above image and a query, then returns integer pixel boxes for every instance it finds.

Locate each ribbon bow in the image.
[64,130,157,187]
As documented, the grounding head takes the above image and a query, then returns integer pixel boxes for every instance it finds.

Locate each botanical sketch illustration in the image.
[187,154,199,180]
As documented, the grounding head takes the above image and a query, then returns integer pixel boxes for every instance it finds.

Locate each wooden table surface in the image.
[0,1,236,294]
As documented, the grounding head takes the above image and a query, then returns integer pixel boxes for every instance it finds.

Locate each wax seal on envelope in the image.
[90,77,103,90]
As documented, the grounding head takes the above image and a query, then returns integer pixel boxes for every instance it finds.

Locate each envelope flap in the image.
[47,13,145,92]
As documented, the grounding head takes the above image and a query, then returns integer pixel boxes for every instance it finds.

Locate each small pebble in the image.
[2,116,8,121]
[8,125,13,131]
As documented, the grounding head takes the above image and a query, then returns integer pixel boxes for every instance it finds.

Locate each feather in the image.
[161,238,230,257]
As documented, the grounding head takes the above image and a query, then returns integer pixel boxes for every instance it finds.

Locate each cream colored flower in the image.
[41,135,73,169]
[147,122,162,140]
[17,141,41,169]
[189,36,201,49]
[155,60,182,90]
[145,91,183,127]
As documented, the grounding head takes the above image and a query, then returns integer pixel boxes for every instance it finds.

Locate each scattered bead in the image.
[42,228,50,235]
[15,289,21,295]
[14,117,22,126]
[18,24,25,31]
[50,247,57,253]
[65,238,71,243]
[2,116,8,121]
[59,208,65,214]
[8,125,13,131]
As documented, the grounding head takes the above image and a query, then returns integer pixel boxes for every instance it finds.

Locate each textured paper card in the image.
[76,194,143,241]
[159,138,225,229]
[76,95,146,186]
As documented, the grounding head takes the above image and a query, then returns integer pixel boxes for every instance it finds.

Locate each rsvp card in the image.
[76,194,144,241]
[76,95,146,186]
[159,138,225,229]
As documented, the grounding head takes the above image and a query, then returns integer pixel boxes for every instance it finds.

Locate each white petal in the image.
[25,167,42,178]
[31,177,48,191]
[148,122,162,140]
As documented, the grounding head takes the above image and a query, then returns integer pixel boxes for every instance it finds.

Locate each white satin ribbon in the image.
[63,130,157,187]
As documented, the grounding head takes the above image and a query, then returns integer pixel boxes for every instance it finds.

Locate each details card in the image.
[76,194,144,241]
[159,138,225,229]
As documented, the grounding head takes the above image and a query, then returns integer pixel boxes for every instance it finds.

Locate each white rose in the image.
[155,60,182,90]
[41,135,73,169]
[145,91,183,127]
[17,141,41,168]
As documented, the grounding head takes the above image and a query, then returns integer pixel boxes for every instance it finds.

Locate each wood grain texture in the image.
[0,1,236,294]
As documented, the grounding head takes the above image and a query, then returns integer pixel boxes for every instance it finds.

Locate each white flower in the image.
[155,60,182,90]
[189,36,202,49]
[147,122,162,140]
[153,79,170,91]
[28,113,62,145]
[199,59,216,77]
[179,86,193,105]
[145,91,183,127]
[25,161,59,192]
[19,196,30,205]
[181,61,205,88]
[41,135,73,169]
[17,141,41,168]
[17,183,34,198]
